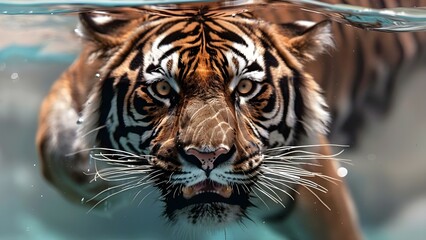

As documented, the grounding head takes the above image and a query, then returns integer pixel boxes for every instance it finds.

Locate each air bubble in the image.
[95,73,101,78]
[337,167,348,178]
[81,197,85,204]
[11,72,19,81]
[40,194,43,198]
[76,117,84,124]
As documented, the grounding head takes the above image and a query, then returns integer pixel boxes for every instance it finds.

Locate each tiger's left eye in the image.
[154,81,171,97]
[237,79,254,96]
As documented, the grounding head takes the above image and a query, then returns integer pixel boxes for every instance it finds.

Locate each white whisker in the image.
[302,185,331,211]
[253,185,286,209]
[256,181,284,202]
[252,181,280,204]
[80,125,106,139]
[138,188,157,207]
[132,184,153,202]
[68,147,154,159]
[251,186,270,210]
[264,143,348,153]
[87,180,152,213]
[258,175,297,200]
[173,185,180,199]
[87,180,139,203]
[261,168,328,193]
[263,160,323,167]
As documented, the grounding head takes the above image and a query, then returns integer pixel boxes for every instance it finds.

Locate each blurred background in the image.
[0,2,425,240]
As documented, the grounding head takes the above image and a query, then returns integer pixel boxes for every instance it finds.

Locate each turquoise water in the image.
[1,0,426,31]
[1,1,426,240]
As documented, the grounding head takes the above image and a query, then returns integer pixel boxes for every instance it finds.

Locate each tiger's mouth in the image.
[181,180,232,199]
[165,180,250,212]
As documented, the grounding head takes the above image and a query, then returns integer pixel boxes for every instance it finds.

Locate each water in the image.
[1,0,426,31]
[1,1,426,240]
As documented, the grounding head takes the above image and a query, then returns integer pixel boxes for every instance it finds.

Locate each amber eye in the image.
[154,81,171,97]
[237,79,254,96]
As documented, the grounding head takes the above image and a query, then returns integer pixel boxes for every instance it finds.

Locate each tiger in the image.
[35,1,424,240]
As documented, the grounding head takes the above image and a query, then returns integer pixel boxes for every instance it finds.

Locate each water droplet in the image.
[2,11,7,14]
[33,164,36,167]
[231,13,236,17]
[95,73,101,78]
[76,117,84,125]
[337,167,348,178]
[262,221,266,224]
[29,10,33,14]
[40,194,43,198]
[81,197,85,204]
[11,72,19,81]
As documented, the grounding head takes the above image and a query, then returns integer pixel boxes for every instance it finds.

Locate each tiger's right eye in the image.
[154,81,171,97]
[237,79,254,96]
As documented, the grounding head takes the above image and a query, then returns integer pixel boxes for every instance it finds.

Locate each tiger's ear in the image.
[78,9,145,47]
[284,20,334,62]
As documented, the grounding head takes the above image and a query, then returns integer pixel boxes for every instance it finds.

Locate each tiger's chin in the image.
[171,203,243,227]
[163,181,252,227]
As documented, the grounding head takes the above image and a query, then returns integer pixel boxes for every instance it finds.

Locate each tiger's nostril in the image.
[186,147,229,171]
[178,145,237,173]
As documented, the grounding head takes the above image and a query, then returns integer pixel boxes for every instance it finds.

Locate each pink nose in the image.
[186,147,229,170]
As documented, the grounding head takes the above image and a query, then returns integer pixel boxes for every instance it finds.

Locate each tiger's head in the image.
[78,8,332,227]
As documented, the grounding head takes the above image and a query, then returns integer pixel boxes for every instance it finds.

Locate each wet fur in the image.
[36,5,362,240]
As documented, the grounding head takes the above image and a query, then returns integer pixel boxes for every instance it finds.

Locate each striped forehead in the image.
[140,17,266,87]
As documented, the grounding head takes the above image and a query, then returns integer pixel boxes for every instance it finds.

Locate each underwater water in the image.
[0,1,426,239]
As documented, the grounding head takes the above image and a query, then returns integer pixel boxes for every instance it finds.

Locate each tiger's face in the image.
[79,8,332,227]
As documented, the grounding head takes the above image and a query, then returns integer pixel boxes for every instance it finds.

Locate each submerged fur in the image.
[36,5,368,239]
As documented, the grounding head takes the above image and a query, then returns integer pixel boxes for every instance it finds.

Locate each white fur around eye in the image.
[91,11,113,25]
[295,20,316,28]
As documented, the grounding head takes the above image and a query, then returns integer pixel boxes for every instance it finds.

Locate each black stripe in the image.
[293,71,306,137]
[159,28,191,46]
[130,51,144,71]
[97,77,116,147]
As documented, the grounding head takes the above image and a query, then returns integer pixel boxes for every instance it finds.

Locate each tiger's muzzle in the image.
[153,97,260,224]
